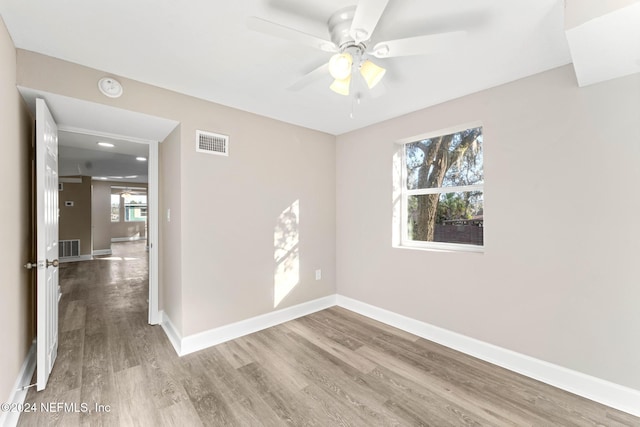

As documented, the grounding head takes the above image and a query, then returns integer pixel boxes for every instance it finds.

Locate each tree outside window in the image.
[403,125,483,249]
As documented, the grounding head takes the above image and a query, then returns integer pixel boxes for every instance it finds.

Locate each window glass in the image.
[111,194,120,222]
[402,126,483,249]
[125,194,147,222]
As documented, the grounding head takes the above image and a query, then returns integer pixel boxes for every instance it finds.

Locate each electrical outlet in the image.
[315,269,322,280]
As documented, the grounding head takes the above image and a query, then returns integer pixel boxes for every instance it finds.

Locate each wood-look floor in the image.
[18,242,639,426]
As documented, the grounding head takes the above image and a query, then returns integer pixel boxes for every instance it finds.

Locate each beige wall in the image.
[16,50,337,338]
[59,176,92,255]
[159,126,182,331]
[0,17,33,404]
[91,180,112,252]
[179,106,336,335]
[336,65,640,390]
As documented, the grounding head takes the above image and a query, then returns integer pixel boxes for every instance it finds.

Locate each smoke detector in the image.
[98,77,123,98]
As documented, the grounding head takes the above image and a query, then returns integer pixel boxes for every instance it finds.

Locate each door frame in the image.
[148,139,159,324]
[58,125,160,324]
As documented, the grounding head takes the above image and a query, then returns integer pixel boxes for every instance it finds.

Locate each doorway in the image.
[19,86,179,328]
[56,128,160,325]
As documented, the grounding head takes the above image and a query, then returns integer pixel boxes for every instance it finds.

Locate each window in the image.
[124,194,147,222]
[111,194,120,222]
[401,125,483,251]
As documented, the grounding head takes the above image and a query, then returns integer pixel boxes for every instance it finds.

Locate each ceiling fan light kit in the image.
[329,52,353,80]
[360,59,386,89]
[330,75,352,96]
[249,0,466,98]
[327,42,387,95]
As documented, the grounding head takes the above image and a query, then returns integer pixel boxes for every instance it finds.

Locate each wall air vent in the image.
[59,239,80,258]
[196,130,229,156]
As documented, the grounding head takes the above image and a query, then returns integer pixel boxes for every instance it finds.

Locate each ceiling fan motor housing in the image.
[328,6,360,49]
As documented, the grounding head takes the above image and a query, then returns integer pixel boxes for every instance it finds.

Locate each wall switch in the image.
[315,269,321,280]
[167,208,171,222]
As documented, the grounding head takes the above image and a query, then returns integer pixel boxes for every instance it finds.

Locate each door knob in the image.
[46,259,59,268]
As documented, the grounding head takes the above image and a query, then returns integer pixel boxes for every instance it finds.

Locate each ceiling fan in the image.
[248,0,466,96]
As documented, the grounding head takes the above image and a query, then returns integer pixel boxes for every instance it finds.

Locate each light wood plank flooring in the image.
[18,241,640,426]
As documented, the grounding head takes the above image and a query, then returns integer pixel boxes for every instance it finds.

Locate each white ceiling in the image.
[18,87,179,142]
[57,131,149,183]
[18,87,179,183]
[2,0,575,135]
[564,1,640,87]
[3,1,638,136]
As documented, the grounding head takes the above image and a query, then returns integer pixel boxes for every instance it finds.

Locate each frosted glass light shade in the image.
[329,53,353,80]
[360,60,386,89]
[330,75,351,96]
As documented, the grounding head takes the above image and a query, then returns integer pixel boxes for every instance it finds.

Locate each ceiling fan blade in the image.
[371,31,467,58]
[247,17,337,52]
[350,0,389,43]
[288,63,329,91]
[369,79,387,99]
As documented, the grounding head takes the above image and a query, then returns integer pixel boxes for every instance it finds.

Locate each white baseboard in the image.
[91,249,112,256]
[157,293,639,417]
[0,340,36,427]
[159,310,182,356]
[335,295,640,418]
[111,237,146,242]
[59,255,92,264]
[162,295,337,357]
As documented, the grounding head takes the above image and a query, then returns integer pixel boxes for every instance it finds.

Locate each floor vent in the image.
[59,240,80,258]
[196,130,229,156]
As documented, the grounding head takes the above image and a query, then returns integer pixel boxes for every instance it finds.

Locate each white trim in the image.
[166,295,337,356]
[397,129,484,253]
[399,240,484,254]
[91,249,112,256]
[111,236,147,242]
[159,311,182,356]
[335,295,640,417]
[396,120,484,145]
[147,140,160,325]
[58,177,82,184]
[110,185,147,191]
[0,340,37,427]
[157,293,640,416]
[406,184,484,196]
[59,255,93,263]
[57,125,157,146]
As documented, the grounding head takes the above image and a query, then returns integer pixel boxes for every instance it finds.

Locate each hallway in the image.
[19,241,178,426]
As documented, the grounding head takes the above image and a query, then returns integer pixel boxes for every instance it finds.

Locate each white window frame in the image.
[397,123,484,253]
[110,194,121,222]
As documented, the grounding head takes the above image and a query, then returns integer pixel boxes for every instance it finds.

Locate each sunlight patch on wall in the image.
[274,200,300,308]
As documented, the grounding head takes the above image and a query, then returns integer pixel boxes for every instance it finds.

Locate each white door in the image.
[35,98,59,391]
